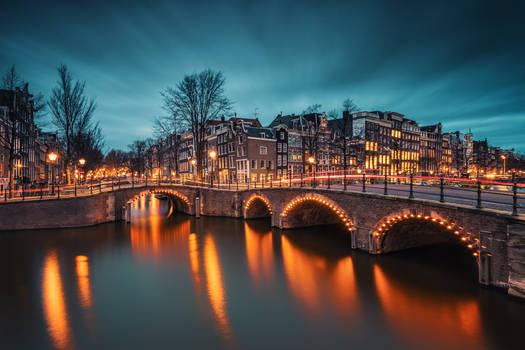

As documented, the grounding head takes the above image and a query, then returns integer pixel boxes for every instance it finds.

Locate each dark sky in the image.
[1,0,524,152]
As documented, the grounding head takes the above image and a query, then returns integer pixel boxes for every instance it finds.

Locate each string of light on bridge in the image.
[373,213,483,257]
[244,195,273,215]
[281,195,353,232]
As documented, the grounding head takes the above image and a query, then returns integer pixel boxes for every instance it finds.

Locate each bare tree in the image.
[128,139,147,177]
[48,64,97,183]
[161,69,232,179]
[0,65,45,196]
[300,104,325,173]
[153,115,182,179]
[72,125,104,172]
[328,98,359,177]
[104,149,129,174]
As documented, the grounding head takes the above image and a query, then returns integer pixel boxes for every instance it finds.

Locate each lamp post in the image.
[191,158,197,181]
[47,152,58,195]
[78,158,86,195]
[308,156,315,188]
[500,155,506,175]
[209,150,217,188]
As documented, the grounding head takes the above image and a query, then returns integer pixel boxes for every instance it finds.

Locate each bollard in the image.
[90,179,93,195]
[112,178,114,191]
[512,173,518,216]
[300,172,303,188]
[476,180,482,208]
[440,176,445,202]
[58,185,60,199]
[384,174,388,195]
[75,181,77,197]
[40,183,43,199]
[327,172,331,189]
[409,173,414,199]
[362,173,366,192]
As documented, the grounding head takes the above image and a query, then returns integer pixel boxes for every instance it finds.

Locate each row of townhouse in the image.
[147,110,520,182]
[0,86,64,190]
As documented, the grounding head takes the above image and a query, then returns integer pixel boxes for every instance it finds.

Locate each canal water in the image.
[1,195,524,350]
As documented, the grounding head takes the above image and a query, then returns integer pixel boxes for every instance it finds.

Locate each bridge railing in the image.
[1,171,523,216]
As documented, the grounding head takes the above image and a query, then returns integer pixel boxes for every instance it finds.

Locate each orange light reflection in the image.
[373,264,484,350]
[42,250,73,350]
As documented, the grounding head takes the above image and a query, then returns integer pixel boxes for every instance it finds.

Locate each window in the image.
[277,143,282,152]
[260,146,268,155]
[283,143,287,152]
[251,160,257,169]
[268,160,273,169]
[277,155,282,166]
[280,132,285,140]
[260,160,265,169]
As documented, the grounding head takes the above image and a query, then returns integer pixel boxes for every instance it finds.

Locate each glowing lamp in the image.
[47,152,58,162]
[79,158,86,165]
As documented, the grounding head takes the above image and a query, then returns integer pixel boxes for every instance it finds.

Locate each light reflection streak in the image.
[373,264,484,350]
[75,255,92,309]
[204,234,233,340]
[280,235,358,320]
[42,250,72,350]
[244,222,274,289]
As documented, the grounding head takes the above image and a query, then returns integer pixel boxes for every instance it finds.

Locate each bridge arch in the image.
[127,189,192,216]
[244,194,273,219]
[280,194,353,232]
[373,212,479,256]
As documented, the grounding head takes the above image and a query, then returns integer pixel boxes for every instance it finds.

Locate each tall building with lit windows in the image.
[349,111,419,175]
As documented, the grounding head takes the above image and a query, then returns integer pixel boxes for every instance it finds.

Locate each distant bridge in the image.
[1,179,524,300]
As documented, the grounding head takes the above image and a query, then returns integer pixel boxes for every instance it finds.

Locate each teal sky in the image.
[1,0,524,152]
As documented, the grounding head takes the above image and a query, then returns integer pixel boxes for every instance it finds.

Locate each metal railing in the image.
[1,171,523,216]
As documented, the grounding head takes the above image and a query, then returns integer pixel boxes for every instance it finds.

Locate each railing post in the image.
[90,179,93,195]
[384,174,388,195]
[327,171,331,189]
[300,172,303,187]
[4,188,6,201]
[409,173,414,199]
[22,185,25,201]
[512,172,518,216]
[280,177,282,188]
[57,185,60,199]
[343,169,347,191]
[440,175,445,202]
[476,179,482,209]
[313,168,317,188]
[132,173,134,188]
[112,178,114,191]
[236,177,239,190]
[362,173,366,192]
[40,183,43,199]
[75,181,77,197]
[118,177,121,189]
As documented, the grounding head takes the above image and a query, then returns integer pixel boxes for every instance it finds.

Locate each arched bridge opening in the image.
[280,194,353,233]
[126,189,192,220]
[373,213,480,258]
[244,195,273,219]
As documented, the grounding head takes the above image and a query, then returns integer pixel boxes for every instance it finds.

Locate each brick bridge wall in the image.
[0,185,524,298]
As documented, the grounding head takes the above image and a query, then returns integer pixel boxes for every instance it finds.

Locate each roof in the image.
[268,114,300,128]
[245,126,274,139]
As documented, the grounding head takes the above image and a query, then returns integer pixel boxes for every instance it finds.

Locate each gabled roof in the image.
[245,126,274,139]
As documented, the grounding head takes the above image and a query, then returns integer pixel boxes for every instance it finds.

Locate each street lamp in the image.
[47,152,58,195]
[190,158,197,179]
[500,155,506,175]
[209,150,217,187]
[308,156,316,187]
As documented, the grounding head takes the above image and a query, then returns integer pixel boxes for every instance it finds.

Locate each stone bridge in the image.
[1,185,524,299]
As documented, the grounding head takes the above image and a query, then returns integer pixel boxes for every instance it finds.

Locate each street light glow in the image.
[308,156,315,164]
[79,158,86,165]
[209,150,217,159]
[47,152,58,162]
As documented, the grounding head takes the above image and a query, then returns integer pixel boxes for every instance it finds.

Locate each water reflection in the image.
[204,234,233,340]
[373,264,484,350]
[244,222,275,290]
[75,255,92,309]
[42,250,72,350]
[1,197,523,350]
[280,234,359,321]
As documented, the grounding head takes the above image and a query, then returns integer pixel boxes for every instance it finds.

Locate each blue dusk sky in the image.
[1,0,524,152]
